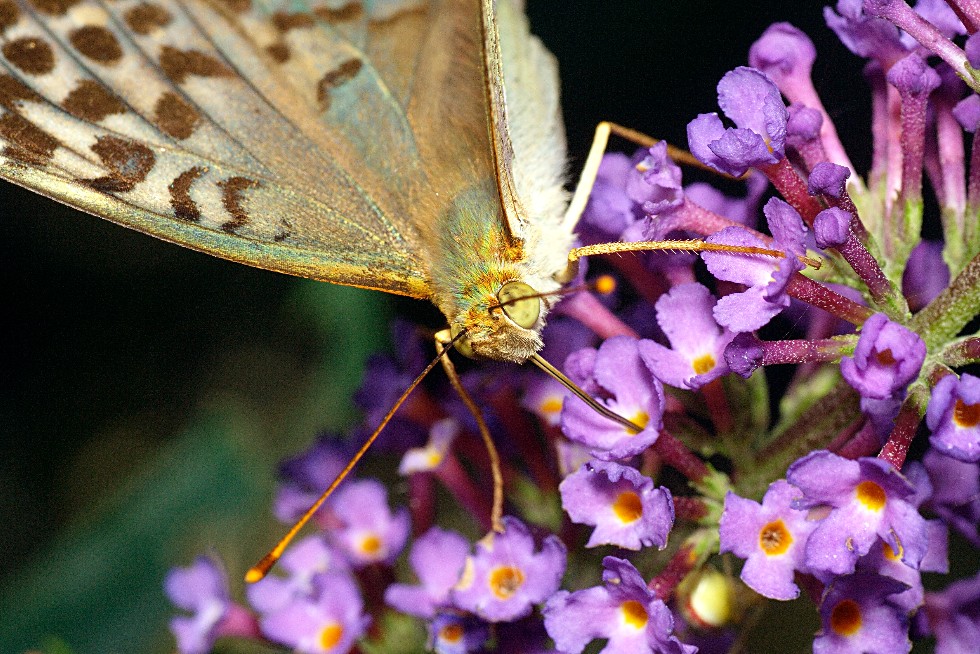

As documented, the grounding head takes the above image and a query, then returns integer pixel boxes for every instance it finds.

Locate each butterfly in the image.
[0,0,579,365]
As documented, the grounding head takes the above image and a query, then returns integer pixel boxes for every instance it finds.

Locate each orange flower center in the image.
[829,599,862,636]
[488,565,525,599]
[612,491,643,523]
[620,599,649,629]
[540,397,563,415]
[627,411,649,434]
[319,623,344,650]
[855,480,887,511]
[439,623,464,644]
[692,353,716,375]
[758,519,793,555]
[359,533,382,556]
[953,398,980,427]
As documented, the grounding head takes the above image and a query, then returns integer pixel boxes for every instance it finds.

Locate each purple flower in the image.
[384,526,470,619]
[718,480,817,600]
[922,448,980,546]
[702,197,807,332]
[428,613,489,654]
[452,516,566,622]
[824,0,906,65]
[687,67,788,177]
[580,152,646,241]
[808,162,851,198]
[543,557,696,654]
[926,373,980,462]
[786,450,929,576]
[918,570,980,654]
[902,240,949,312]
[748,23,817,95]
[814,571,911,654]
[559,460,674,550]
[638,283,735,389]
[840,313,926,401]
[247,535,350,615]
[523,375,573,428]
[165,556,233,654]
[560,336,666,461]
[399,418,459,474]
[259,571,369,654]
[274,435,348,524]
[632,142,685,216]
[813,207,851,249]
[856,521,949,613]
[327,478,410,567]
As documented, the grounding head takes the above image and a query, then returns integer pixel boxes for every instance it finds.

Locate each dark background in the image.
[0,2,868,652]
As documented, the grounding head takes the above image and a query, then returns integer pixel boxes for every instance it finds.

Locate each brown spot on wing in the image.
[316,59,362,111]
[272,11,314,32]
[62,80,126,121]
[154,91,199,139]
[85,135,155,192]
[218,176,259,233]
[159,46,233,84]
[214,0,250,13]
[313,2,362,22]
[124,3,173,35]
[266,42,289,63]
[3,37,55,76]
[70,26,123,64]
[168,166,205,221]
[0,74,42,108]
[0,112,59,164]
[0,0,20,35]
[26,0,79,16]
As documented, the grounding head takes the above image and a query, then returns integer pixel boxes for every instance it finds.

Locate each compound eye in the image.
[497,281,540,328]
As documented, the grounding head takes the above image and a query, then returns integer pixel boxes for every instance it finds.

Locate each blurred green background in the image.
[0,2,862,652]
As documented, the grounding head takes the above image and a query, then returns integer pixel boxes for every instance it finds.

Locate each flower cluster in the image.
[168,1,980,652]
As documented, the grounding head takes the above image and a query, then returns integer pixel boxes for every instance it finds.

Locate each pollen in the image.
[829,599,862,636]
[855,480,887,511]
[627,411,649,434]
[758,519,793,556]
[612,491,643,523]
[540,397,563,415]
[439,623,464,644]
[882,539,903,561]
[319,623,344,650]
[691,353,716,375]
[488,565,525,599]
[620,599,648,629]
[359,533,382,556]
[953,398,980,428]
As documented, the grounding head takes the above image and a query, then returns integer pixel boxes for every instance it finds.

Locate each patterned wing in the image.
[0,0,457,297]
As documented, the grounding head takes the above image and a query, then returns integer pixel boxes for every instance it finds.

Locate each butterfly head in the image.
[450,280,550,363]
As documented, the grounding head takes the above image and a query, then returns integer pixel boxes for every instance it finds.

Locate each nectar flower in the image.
[926,373,980,462]
[428,613,489,654]
[326,478,410,567]
[702,197,807,332]
[922,448,980,546]
[786,450,929,577]
[385,526,470,619]
[917,570,980,654]
[559,460,674,550]
[452,516,566,623]
[688,67,788,177]
[247,535,349,615]
[259,571,369,654]
[543,557,696,654]
[638,282,735,389]
[814,571,911,654]
[560,336,666,460]
[719,480,816,600]
[399,418,460,474]
[165,556,234,654]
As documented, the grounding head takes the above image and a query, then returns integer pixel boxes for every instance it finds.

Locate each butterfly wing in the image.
[482,0,575,280]
[0,0,461,298]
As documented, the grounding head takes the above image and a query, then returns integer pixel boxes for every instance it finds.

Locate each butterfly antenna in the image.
[245,330,466,583]
[529,353,644,434]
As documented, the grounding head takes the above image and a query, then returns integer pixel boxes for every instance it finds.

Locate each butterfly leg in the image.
[435,329,505,533]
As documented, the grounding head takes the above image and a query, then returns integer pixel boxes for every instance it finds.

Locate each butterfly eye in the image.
[496,281,540,329]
